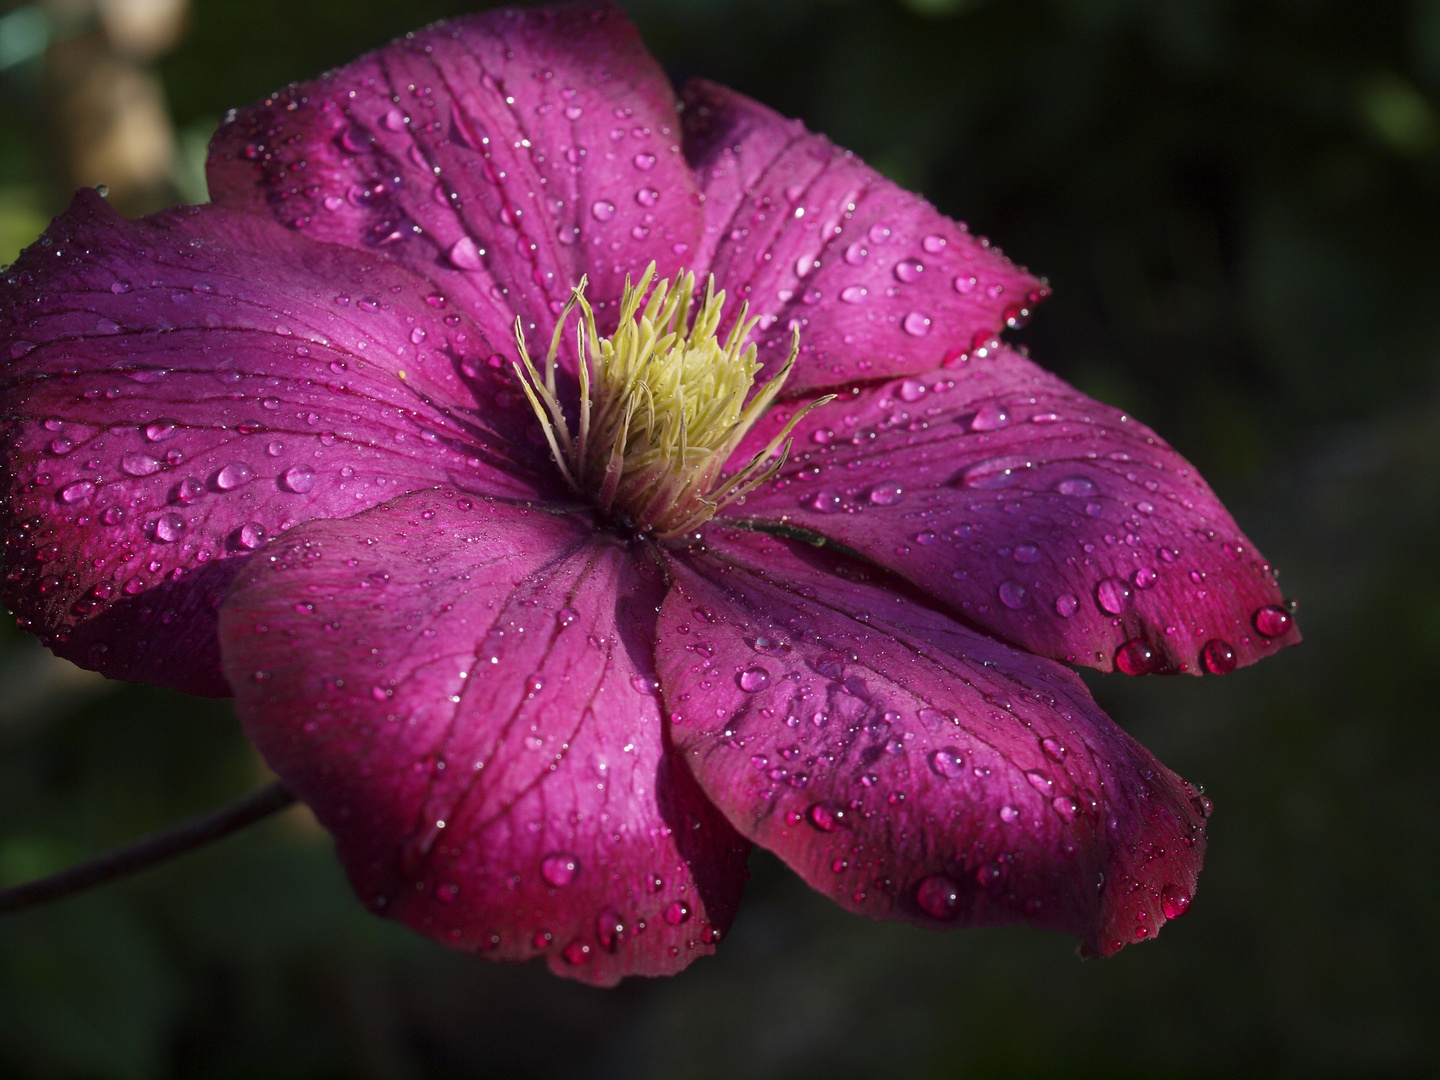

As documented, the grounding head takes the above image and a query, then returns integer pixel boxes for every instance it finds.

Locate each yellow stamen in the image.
[513,263,832,541]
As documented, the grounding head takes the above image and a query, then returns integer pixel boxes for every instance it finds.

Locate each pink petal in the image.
[681,79,1045,396]
[658,528,1207,955]
[727,346,1298,675]
[0,191,547,694]
[208,1,703,362]
[219,493,749,984]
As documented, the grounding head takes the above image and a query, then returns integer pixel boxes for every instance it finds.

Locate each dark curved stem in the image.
[0,781,296,916]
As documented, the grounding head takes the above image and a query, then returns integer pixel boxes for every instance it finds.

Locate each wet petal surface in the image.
[208,1,703,369]
[728,346,1298,674]
[0,192,547,693]
[220,493,749,984]
[658,529,1206,954]
[681,80,1043,396]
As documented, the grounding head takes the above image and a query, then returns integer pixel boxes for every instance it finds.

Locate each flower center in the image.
[512,264,831,541]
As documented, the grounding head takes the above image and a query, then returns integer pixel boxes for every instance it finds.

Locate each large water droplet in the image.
[237,522,266,550]
[1252,605,1291,638]
[928,747,964,778]
[596,908,625,951]
[1052,796,1079,822]
[970,404,1011,431]
[915,874,961,920]
[154,512,185,542]
[804,488,843,513]
[894,259,923,283]
[1201,638,1236,675]
[119,452,160,478]
[840,285,867,304]
[1095,577,1133,614]
[1161,883,1192,919]
[540,852,581,887]
[1054,475,1098,498]
[1054,593,1079,618]
[282,465,317,493]
[868,481,904,506]
[738,666,771,692]
[1013,544,1040,564]
[663,900,691,925]
[902,311,932,337]
[448,236,483,270]
[215,462,254,490]
[960,455,1031,489]
[145,420,178,442]
[590,199,616,221]
[807,801,848,831]
[998,580,1028,609]
[60,480,95,503]
[1025,770,1056,796]
[1114,638,1156,675]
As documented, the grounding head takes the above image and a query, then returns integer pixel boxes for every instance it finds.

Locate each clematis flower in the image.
[0,1,1298,985]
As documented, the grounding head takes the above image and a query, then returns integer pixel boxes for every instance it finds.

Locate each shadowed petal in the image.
[681,79,1044,397]
[726,346,1298,675]
[0,190,549,694]
[208,0,703,363]
[658,528,1207,956]
[220,493,749,984]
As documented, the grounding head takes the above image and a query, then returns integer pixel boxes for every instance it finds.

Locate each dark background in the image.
[2,0,1438,1075]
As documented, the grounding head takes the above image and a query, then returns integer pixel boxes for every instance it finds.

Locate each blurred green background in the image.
[2,0,1438,1075]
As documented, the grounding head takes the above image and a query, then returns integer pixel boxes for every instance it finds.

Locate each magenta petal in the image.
[657,529,1206,955]
[0,191,547,694]
[681,80,1044,396]
[219,493,749,984]
[726,346,1298,675]
[208,1,703,358]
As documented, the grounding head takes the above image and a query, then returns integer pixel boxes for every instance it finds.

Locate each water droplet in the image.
[145,420,178,442]
[102,506,125,526]
[1054,475,1098,498]
[843,242,868,265]
[998,580,1028,609]
[902,311,932,337]
[154,512,185,542]
[556,607,579,627]
[753,634,791,656]
[960,455,1030,489]
[282,465,317,493]
[1025,770,1056,797]
[804,488,843,513]
[1253,605,1291,638]
[448,236,483,270]
[840,284,867,304]
[215,462,254,490]
[1201,638,1236,675]
[970,404,1011,431]
[894,258,923,283]
[1133,566,1158,589]
[738,666,771,692]
[1054,593,1079,618]
[953,274,977,293]
[814,652,845,679]
[922,234,947,254]
[633,152,656,170]
[636,187,659,206]
[807,801,848,831]
[237,522,265,549]
[663,900,691,925]
[1013,544,1040,564]
[999,804,1020,823]
[119,452,160,477]
[1115,638,1156,675]
[915,874,961,920]
[1095,577,1133,614]
[868,481,903,506]
[590,199,616,221]
[899,378,926,402]
[540,852,580,887]
[60,480,95,503]
[596,908,625,951]
[1052,796,1078,822]
[928,747,964,778]
[49,436,74,456]
[1161,883,1192,919]
[629,674,658,695]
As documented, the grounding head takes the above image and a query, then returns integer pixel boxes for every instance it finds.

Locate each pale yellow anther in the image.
[513,263,832,541]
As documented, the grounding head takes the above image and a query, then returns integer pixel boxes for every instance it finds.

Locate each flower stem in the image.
[0,780,296,916]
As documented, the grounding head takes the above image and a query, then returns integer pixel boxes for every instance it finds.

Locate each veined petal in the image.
[658,529,1207,956]
[0,191,547,694]
[208,1,703,365]
[220,493,749,985]
[726,346,1298,675]
[681,80,1044,397]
